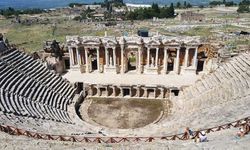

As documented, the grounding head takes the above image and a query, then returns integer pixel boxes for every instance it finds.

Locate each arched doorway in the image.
[125,49,138,73]
[88,48,98,72]
[197,51,207,73]
[167,49,177,72]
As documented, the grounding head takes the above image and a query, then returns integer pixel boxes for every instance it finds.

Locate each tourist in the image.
[245,122,250,134]
[236,128,245,137]
[197,131,208,142]
[184,127,194,139]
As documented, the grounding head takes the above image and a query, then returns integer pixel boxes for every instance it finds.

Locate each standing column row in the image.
[69,45,199,74]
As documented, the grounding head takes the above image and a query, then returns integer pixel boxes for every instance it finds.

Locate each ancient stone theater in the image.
[0,34,249,148]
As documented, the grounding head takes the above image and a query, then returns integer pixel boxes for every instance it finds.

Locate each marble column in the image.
[69,47,74,66]
[193,47,198,68]
[85,48,89,73]
[163,47,168,74]
[106,86,109,97]
[113,47,116,67]
[154,88,157,98]
[160,88,165,99]
[184,47,189,67]
[137,86,140,97]
[155,48,159,67]
[76,47,81,66]
[169,89,172,100]
[175,48,180,74]
[121,46,124,73]
[138,47,141,73]
[105,47,109,66]
[97,87,101,97]
[112,86,116,97]
[147,47,150,67]
[146,89,148,98]
[120,88,124,97]
[97,48,100,72]
[143,88,147,98]
[129,88,132,97]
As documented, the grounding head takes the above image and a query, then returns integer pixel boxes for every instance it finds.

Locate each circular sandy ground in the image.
[81,97,168,129]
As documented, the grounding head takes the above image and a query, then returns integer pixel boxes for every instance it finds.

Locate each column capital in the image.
[164,47,169,50]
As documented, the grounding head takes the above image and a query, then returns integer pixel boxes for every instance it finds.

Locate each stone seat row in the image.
[183,78,250,113]
[180,53,250,113]
[184,67,249,101]
[0,50,75,100]
[0,50,76,123]
[0,88,72,123]
[0,61,68,110]
[181,53,250,100]
[0,51,75,106]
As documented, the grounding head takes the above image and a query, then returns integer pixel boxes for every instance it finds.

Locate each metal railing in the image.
[0,117,249,143]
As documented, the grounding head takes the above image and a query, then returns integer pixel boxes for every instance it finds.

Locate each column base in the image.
[70,65,80,71]
[105,65,119,73]
[145,66,159,74]
[180,66,197,75]
[168,71,177,75]
[137,65,144,74]
[161,69,168,74]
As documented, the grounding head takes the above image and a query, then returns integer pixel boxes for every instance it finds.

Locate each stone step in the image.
[241,53,250,66]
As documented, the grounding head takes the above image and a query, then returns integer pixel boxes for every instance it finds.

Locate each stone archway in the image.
[196,51,207,73]
[88,48,98,72]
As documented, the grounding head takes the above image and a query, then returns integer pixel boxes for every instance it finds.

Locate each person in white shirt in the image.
[199,131,208,142]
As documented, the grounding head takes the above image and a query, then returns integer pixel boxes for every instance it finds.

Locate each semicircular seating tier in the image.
[0,49,76,123]
[168,52,250,130]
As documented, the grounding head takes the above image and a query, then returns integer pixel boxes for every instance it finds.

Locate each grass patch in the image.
[182,27,213,37]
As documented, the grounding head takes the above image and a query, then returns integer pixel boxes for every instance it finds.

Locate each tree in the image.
[187,3,192,8]
[176,2,181,8]
[237,0,250,13]
[209,1,223,6]
[152,3,160,14]
[125,3,175,20]
[184,1,187,8]
[169,3,175,17]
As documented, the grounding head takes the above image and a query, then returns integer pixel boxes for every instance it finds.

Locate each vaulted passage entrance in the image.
[167,49,177,72]
[125,50,138,73]
[197,51,207,73]
[89,49,98,72]
[128,52,137,71]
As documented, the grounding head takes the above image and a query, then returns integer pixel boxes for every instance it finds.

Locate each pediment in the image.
[163,40,180,46]
[82,39,101,45]
[145,40,161,45]
[103,39,117,45]
[186,40,200,45]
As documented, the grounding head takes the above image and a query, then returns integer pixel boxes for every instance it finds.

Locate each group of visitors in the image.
[184,121,250,143]
[236,122,250,138]
[184,127,208,143]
